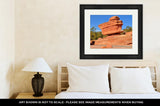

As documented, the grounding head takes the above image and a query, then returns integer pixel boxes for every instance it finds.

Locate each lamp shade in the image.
[22,58,52,73]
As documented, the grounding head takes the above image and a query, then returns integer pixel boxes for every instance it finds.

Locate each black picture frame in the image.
[80,4,143,59]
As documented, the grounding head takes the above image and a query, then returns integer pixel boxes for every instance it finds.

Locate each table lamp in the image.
[22,57,52,97]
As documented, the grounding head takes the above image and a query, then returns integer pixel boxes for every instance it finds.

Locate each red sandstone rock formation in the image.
[98,16,123,35]
[90,32,132,49]
[90,16,132,49]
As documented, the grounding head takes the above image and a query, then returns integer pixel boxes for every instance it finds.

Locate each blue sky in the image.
[90,15,132,32]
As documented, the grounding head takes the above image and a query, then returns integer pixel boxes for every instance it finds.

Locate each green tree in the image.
[90,27,108,40]
[90,27,97,40]
[90,27,96,32]
[123,26,132,32]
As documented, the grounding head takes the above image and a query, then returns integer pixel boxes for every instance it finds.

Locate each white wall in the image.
[7,0,160,97]
[0,0,15,98]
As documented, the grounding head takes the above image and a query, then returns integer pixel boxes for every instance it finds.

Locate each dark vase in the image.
[32,72,44,97]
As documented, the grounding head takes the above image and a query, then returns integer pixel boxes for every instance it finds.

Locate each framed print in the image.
[80,4,143,59]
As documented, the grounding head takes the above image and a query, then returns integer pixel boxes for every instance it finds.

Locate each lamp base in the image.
[33,93,43,97]
[32,72,44,97]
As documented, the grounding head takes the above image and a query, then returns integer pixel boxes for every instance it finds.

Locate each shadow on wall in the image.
[6,64,15,98]
[9,71,34,99]
[0,63,14,98]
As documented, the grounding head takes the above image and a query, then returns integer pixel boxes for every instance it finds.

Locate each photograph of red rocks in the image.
[90,15,132,49]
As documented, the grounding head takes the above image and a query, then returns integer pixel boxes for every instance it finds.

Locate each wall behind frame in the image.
[12,0,160,97]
